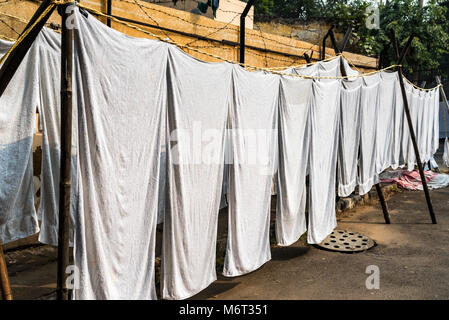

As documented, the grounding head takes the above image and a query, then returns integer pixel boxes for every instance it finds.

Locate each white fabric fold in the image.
[337,78,362,197]
[358,73,380,195]
[72,10,166,300]
[162,46,232,299]
[307,79,340,244]
[0,38,39,243]
[34,28,79,247]
[223,65,279,276]
[376,71,396,173]
[276,76,312,246]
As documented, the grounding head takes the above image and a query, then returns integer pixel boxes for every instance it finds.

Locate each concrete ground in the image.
[193,187,449,300]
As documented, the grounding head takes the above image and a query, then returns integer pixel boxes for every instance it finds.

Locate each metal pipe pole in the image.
[390,30,437,224]
[239,0,255,64]
[339,26,352,53]
[303,53,311,64]
[436,76,449,117]
[375,184,391,224]
[0,240,12,300]
[57,3,75,300]
[107,0,112,27]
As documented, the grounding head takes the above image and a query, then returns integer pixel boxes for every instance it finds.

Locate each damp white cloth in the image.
[161,46,232,300]
[33,28,79,247]
[0,39,40,244]
[72,10,166,300]
[337,78,362,197]
[358,73,380,195]
[223,65,279,276]
[443,138,449,167]
[376,72,396,173]
[276,76,312,246]
[307,80,340,244]
[390,76,404,169]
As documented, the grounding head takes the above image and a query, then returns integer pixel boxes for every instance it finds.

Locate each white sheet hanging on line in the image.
[416,90,428,163]
[162,46,232,300]
[444,138,449,167]
[401,81,419,171]
[390,75,404,169]
[276,76,312,246]
[376,71,396,173]
[337,78,362,197]
[308,79,340,244]
[72,10,166,300]
[431,89,440,155]
[358,73,380,195]
[34,28,79,247]
[223,65,279,277]
[0,38,40,244]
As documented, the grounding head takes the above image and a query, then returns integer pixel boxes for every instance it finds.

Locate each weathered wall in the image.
[0,0,377,69]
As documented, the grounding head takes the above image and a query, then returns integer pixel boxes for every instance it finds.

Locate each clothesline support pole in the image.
[339,26,352,53]
[436,76,449,117]
[56,2,75,300]
[0,0,55,97]
[304,53,311,64]
[321,26,337,60]
[107,0,112,27]
[0,240,12,300]
[390,30,437,224]
[239,0,255,64]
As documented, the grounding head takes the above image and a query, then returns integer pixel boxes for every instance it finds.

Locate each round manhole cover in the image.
[316,229,375,253]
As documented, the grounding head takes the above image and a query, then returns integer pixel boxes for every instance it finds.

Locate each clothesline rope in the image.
[403,75,441,92]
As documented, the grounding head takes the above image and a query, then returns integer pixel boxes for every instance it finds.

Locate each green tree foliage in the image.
[253,0,449,79]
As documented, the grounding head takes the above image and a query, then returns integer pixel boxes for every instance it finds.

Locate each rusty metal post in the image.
[57,2,75,300]
[0,240,12,300]
[239,0,255,64]
[390,30,437,224]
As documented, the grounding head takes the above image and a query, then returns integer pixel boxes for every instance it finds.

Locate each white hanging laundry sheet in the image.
[34,28,78,247]
[223,65,279,277]
[358,73,380,195]
[444,137,449,167]
[276,76,312,246]
[401,81,419,171]
[431,89,440,155]
[162,46,232,300]
[390,75,404,169]
[307,79,340,244]
[0,38,40,244]
[72,10,167,300]
[375,71,396,173]
[337,78,362,197]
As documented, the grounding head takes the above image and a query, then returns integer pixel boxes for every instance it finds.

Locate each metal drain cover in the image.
[316,229,375,252]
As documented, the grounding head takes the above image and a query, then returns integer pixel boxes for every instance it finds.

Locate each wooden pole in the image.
[0,240,12,300]
[390,30,437,224]
[57,2,74,300]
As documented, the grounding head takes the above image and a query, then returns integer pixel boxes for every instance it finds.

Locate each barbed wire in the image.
[116,0,315,53]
